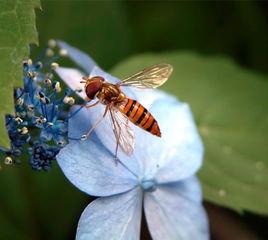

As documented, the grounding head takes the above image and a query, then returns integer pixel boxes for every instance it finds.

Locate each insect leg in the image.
[109,109,121,162]
[80,105,109,140]
[79,100,100,108]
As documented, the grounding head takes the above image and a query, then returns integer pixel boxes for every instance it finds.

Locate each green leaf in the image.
[111,52,268,215]
[0,155,88,240]
[0,0,40,148]
[0,2,132,239]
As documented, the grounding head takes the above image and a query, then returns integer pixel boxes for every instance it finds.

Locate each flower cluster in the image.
[0,43,75,171]
[55,41,209,240]
[0,39,209,239]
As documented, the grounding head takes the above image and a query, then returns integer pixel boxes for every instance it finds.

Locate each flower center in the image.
[140,175,157,192]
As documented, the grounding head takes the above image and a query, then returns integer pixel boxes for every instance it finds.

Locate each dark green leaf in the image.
[111,52,268,215]
[0,157,88,240]
[0,0,40,148]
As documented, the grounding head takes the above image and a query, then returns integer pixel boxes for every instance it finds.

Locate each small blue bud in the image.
[29,143,60,171]
[35,61,43,69]
[38,91,45,98]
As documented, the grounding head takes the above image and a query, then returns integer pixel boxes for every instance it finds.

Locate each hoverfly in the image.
[80,63,173,157]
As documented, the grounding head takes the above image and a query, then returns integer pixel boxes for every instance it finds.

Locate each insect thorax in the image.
[98,83,125,105]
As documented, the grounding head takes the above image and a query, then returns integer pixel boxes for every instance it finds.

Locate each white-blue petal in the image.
[56,138,139,197]
[144,177,209,240]
[67,105,143,178]
[131,97,203,183]
[55,67,86,99]
[90,66,120,85]
[129,88,177,110]
[57,40,98,74]
[76,188,142,240]
[69,88,176,174]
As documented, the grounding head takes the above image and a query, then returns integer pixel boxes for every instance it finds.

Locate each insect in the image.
[80,63,173,157]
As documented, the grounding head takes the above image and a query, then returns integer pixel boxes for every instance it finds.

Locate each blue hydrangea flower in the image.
[1,51,72,170]
[55,41,209,240]
[29,143,59,171]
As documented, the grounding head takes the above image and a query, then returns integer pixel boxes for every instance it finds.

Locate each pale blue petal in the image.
[159,176,203,203]
[67,105,105,141]
[55,67,87,99]
[56,138,139,197]
[131,88,176,109]
[67,105,142,177]
[130,97,204,182]
[57,40,97,74]
[76,188,142,240]
[67,91,202,183]
[144,177,209,240]
[71,87,177,178]
[90,66,120,85]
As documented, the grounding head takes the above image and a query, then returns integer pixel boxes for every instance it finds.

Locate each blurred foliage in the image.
[35,1,268,73]
[111,52,268,215]
[1,0,268,239]
[35,0,132,70]
[0,0,40,148]
[124,1,268,73]
[0,155,88,240]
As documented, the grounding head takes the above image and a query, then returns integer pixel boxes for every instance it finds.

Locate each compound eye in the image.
[85,81,101,100]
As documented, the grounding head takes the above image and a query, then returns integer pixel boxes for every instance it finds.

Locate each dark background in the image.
[37,1,268,73]
[1,1,268,240]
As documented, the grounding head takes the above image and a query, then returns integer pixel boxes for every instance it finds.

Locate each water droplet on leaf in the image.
[218,189,226,197]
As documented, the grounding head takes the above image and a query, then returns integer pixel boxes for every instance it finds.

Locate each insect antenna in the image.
[80,76,89,84]
[80,80,87,84]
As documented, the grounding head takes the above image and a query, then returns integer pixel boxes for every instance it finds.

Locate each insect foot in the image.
[80,135,88,141]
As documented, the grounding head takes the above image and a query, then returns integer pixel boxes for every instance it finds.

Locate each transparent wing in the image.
[109,108,135,156]
[120,63,173,89]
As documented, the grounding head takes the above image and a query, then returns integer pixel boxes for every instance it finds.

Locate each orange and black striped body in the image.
[119,98,161,137]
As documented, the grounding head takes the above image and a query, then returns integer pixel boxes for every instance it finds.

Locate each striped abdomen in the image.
[119,98,161,137]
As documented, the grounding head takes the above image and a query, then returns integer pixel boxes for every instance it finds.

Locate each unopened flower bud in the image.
[52,81,61,92]
[63,96,75,105]
[51,62,59,70]
[36,117,47,124]
[27,71,37,79]
[19,127,28,135]
[48,39,57,48]
[27,104,34,111]
[44,78,52,86]
[46,48,54,57]
[4,156,13,165]
[59,48,68,57]
[38,91,45,98]
[27,59,33,65]
[16,98,24,106]
[15,117,23,123]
